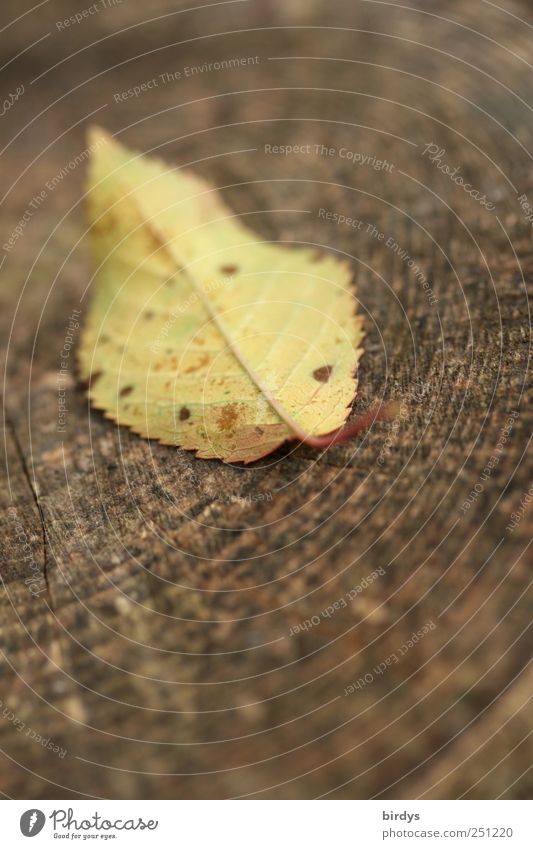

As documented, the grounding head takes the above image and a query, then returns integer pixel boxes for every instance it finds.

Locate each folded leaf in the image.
[79,128,365,462]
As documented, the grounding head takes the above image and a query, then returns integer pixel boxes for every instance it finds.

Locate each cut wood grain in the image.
[0,0,531,800]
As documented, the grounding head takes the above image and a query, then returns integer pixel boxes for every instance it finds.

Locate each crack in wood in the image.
[7,417,55,613]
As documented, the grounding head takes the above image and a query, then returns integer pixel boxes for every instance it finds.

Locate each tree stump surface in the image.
[0,0,531,799]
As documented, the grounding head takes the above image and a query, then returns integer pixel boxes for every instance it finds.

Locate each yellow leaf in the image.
[79,127,366,462]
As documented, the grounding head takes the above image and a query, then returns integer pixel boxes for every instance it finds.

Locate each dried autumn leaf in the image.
[79,127,367,462]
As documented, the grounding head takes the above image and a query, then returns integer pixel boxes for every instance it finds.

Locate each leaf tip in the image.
[87,124,115,154]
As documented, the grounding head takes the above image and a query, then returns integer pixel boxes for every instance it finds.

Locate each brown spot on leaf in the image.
[119,385,134,397]
[254,426,264,436]
[144,310,155,320]
[147,228,167,254]
[216,403,239,433]
[179,406,191,421]
[184,353,210,374]
[313,365,334,383]
[220,264,238,275]
[81,370,103,390]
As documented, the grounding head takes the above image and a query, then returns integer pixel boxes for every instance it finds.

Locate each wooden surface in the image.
[1,0,532,799]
